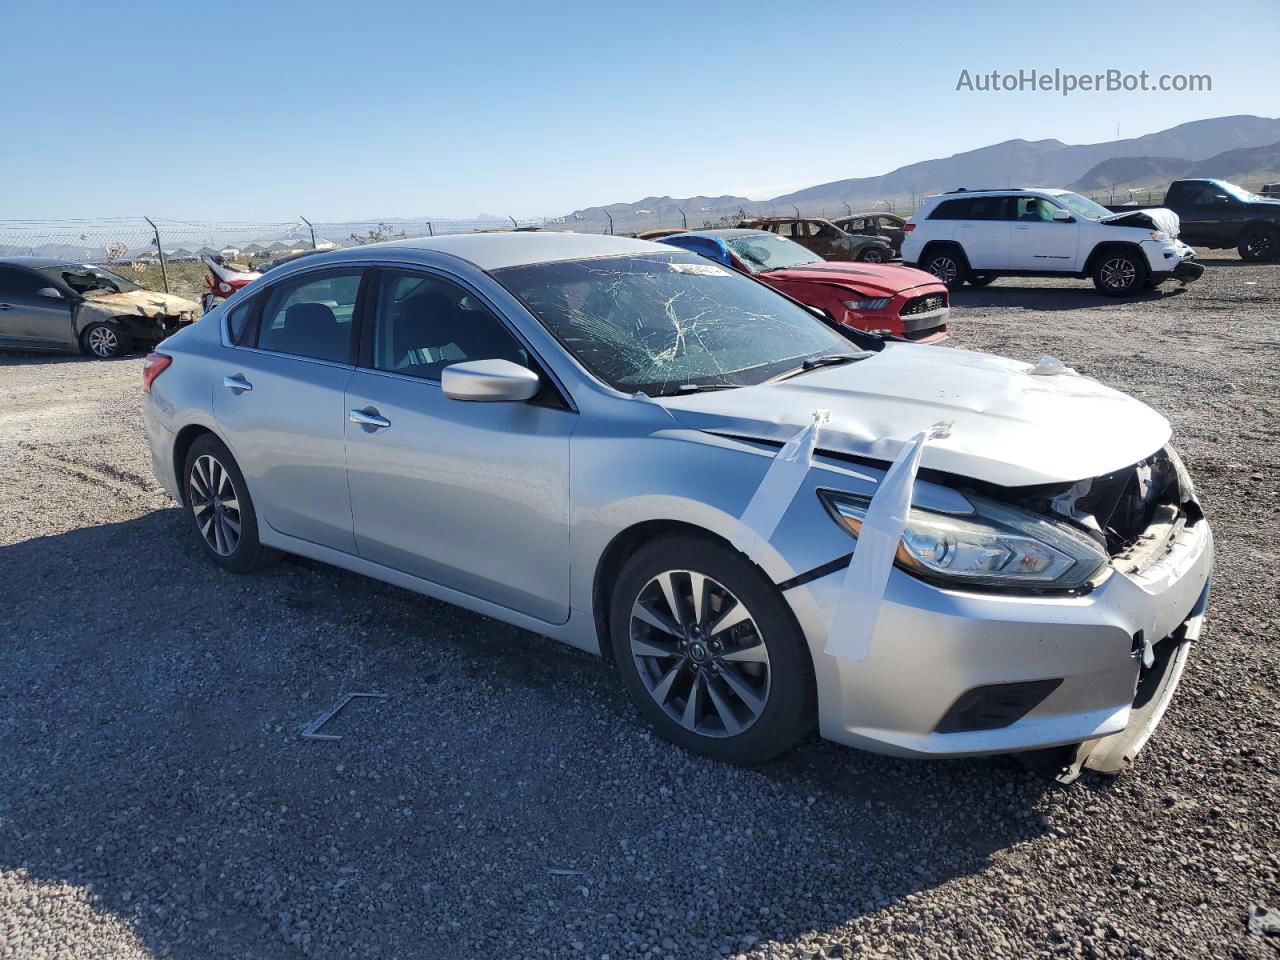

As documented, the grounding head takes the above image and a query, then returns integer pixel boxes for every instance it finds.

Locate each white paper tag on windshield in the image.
[670,262,730,276]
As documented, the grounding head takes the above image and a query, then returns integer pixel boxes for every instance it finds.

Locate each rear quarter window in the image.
[929,199,970,220]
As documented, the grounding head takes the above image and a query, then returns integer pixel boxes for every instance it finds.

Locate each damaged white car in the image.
[141,233,1212,781]
[0,258,198,358]
[902,188,1204,296]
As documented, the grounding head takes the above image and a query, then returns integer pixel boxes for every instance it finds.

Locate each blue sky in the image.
[2,0,1276,220]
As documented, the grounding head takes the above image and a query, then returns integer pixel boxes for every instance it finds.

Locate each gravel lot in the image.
[1,253,1277,960]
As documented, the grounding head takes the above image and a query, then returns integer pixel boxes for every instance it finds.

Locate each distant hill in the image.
[1068,140,1280,193]
[556,115,1280,232]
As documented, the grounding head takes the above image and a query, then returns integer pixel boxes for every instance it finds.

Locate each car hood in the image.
[79,289,199,318]
[1099,206,1180,235]
[656,343,1171,487]
[761,261,941,295]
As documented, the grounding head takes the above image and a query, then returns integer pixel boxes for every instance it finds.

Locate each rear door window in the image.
[255,271,362,363]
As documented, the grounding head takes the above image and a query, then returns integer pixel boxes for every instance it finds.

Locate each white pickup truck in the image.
[900,187,1203,296]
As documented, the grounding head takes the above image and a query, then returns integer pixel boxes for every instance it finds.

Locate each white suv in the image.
[900,188,1203,296]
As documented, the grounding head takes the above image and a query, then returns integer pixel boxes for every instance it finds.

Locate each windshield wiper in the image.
[662,382,741,396]
[766,353,865,384]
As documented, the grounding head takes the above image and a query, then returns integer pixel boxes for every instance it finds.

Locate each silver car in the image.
[142,233,1212,776]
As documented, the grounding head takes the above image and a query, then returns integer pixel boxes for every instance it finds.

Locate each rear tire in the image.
[1092,249,1146,297]
[857,247,886,263]
[1238,225,1279,262]
[609,534,815,765]
[183,434,278,573]
[80,321,131,359]
[920,246,968,290]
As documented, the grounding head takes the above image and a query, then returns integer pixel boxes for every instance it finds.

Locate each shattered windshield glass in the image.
[725,233,821,274]
[41,264,140,296]
[494,252,859,396]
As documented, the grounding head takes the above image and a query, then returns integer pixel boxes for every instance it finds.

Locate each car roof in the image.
[667,228,770,239]
[927,187,1070,200]
[358,231,669,271]
[0,256,78,269]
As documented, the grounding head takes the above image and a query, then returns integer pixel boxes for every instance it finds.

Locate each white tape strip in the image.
[730,409,831,563]
[824,421,952,662]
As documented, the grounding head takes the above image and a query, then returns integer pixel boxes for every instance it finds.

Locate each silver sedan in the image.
[141,233,1212,775]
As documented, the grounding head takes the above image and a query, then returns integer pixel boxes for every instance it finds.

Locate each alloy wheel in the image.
[1243,231,1273,260]
[1100,257,1136,291]
[862,249,884,263]
[189,454,242,557]
[927,256,957,283]
[628,570,770,737]
[87,326,119,358]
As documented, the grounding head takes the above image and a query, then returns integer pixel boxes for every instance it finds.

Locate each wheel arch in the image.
[1083,241,1146,277]
[917,240,970,270]
[592,520,742,664]
[172,423,219,506]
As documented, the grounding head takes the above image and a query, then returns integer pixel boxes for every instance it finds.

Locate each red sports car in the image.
[659,229,949,342]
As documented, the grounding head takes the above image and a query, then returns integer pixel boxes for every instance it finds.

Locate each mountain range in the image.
[558,115,1280,232]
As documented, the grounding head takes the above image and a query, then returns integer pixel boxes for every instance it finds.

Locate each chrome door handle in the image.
[223,374,253,393]
[1015,225,1030,230]
[349,408,391,429]
[0,303,13,310]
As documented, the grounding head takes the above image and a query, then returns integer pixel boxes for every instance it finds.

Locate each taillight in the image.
[903,223,916,233]
[217,280,234,294]
[142,353,172,392]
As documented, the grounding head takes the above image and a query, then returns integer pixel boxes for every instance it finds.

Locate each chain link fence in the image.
[5,178,1273,302]
[0,216,540,303]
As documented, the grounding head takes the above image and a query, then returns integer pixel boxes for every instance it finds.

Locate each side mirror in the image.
[442,358,540,402]
[1051,208,1072,222]
[36,286,64,299]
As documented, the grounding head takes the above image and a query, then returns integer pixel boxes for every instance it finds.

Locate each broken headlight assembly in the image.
[842,297,892,311]
[819,489,1109,591]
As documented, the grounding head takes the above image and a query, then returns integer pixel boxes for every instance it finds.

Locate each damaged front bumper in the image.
[1048,581,1207,782]
[787,510,1213,771]
[1144,239,1203,285]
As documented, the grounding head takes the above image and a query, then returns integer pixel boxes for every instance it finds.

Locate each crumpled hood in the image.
[80,289,198,318]
[1100,206,1180,236]
[764,261,940,296]
[656,343,1172,488]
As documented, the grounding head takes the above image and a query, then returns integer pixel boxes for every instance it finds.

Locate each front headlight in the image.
[819,489,1108,590]
[1149,231,1170,242]
[842,297,892,311]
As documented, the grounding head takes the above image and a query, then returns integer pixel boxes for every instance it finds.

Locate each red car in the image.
[659,228,949,342]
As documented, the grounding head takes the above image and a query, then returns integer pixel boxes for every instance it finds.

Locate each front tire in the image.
[183,434,277,573]
[80,321,131,359]
[1092,250,1146,297]
[967,273,997,287]
[920,247,968,290]
[609,534,815,765]
[1239,225,1279,262]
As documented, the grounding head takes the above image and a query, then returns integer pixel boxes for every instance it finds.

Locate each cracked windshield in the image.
[495,253,859,396]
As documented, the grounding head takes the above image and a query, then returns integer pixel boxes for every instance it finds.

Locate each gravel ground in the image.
[1,253,1277,960]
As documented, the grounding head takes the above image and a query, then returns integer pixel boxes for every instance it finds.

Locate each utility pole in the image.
[678,208,687,229]
[603,210,614,235]
[300,215,317,249]
[144,216,169,293]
